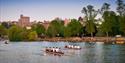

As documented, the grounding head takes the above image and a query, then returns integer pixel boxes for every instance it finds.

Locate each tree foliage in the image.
[116,0,125,35]
[46,19,64,37]
[32,23,45,37]
[28,31,38,41]
[85,20,96,37]
[100,3,110,14]
[0,25,7,37]
[64,19,83,37]
[1,22,12,29]
[20,29,31,41]
[8,25,23,41]
[116,0,125,16]
[81,5,98,37]
[100,11,120,37]
[119,15,125,35]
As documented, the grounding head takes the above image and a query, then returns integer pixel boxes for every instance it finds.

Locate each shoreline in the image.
[6,37,125,43]
[39,37,125,43]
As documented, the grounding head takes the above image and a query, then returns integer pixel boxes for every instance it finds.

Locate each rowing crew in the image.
[65,45,81,49]
[45,47,64,54]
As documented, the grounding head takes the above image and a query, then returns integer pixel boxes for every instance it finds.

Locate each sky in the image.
[0,0,123,21]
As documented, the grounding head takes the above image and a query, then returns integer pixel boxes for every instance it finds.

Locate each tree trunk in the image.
[91,32,93,41]
[91,32,93,37]
[106,32,109,42]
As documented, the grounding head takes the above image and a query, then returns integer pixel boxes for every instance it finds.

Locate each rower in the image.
[46,47,49,52]
[65,45,68,48]
[49,47,52,52]
[52,47,55,52]
[68,45,71,48]
[74,46,77,49]
[76,46,81,49]
[71,45,74,48]
[55,48,59,53]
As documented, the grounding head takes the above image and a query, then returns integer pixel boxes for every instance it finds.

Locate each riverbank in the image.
[39,37,125,43]
[3,37,125,43]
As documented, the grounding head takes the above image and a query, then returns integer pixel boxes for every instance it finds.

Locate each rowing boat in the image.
[65,45,81,50]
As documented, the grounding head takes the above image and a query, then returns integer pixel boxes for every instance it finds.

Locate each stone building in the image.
[18,15,30,27]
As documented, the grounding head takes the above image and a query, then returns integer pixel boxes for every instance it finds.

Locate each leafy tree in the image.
[116,0,125,16]
[116,0,125,36]
[85,20,96,37]
[81,5,98,37]
[46,19,64,37]
[28,31,38,41]
[100,3,110,14]
[32,23,45,37]
[1,22,12,29]
[100,11,119,37]
[0,25,7,38]
[100,3,114,37]
[110,12,120,36]
[100,12,112,37]
[8,25,23,41]
[64,19,83,37]
[119,15,125,35]
[64,27,71,37]
[20,29,31,41]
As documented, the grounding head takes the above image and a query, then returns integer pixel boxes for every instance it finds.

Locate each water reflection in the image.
[0,42,125,63]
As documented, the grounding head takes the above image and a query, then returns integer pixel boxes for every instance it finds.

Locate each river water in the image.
[0,41,125,63]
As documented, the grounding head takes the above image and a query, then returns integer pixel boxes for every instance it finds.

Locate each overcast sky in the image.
[0,0,123,21]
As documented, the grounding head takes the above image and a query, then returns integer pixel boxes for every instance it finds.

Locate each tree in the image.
[116,0,125,36]
[81,5,98,37]
[85,20,96,37]
[100,12,112,37]
[110,12,120,36]
[32,23,45,38]
[20,29,31,41]
[28,31,38,41]
[46,19,64,37]
[100,3,110,14]
[0,25,7,38]
[100,3,111,37]
[100,11,119,37]
[119,15,125,35]
[8,25,23,41]
[1,22,12,29]
[116,0,125,16]
[64,19,83,37]
[64,26,71,37]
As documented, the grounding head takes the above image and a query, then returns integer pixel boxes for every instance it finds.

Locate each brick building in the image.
[18,15,30,27]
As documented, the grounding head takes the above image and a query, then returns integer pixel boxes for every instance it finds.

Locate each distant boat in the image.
[4,40,9,44]
[65,45,81,50]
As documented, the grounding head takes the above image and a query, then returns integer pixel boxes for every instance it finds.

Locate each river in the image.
[0,41,125,63]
